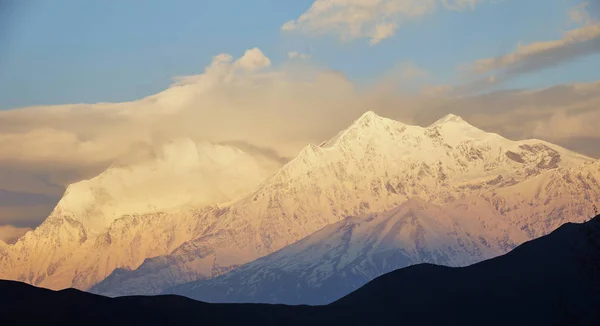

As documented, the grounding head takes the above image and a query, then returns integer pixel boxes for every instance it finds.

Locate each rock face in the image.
[91,112,599,297]
[0,139,280,290]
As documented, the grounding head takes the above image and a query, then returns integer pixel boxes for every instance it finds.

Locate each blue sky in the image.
[1,0,600,239]
[0,0,598,110]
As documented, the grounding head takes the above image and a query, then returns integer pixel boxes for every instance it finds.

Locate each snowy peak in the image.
[88,110,598,298]
[7,109,598,296]
[430,113,467,126]
[0,139,283,290]
[321,111,494,155]
[320,111,404,149]
[47,139,281,234]
[354,110,385,125]
[259,111,593,206]
[426,114,497,148]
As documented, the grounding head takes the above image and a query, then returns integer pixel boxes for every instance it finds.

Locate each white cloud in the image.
[281,0,488,44]
[0,225,31,244]
[2,46,600,231]
[532,105,600,141]
[472,24,600,73]
[441,0,484,10]
[287,51,310,60]
[369,21,398,45]
[377,61,430,92]
[569,1,594,26]
[233,48,272,72]
[465,22,600,85]
[430,82,600,149]
[281,0,438,45]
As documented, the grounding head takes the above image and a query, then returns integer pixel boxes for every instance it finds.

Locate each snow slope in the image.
[164,161,600,305]
[0,139,280,290]
[91,112,597,296]
[166,196,529,304]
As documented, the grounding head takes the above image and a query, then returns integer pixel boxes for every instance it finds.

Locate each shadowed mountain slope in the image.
[2,215,599,326]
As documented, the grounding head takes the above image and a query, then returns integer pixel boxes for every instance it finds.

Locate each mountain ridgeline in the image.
[92,112,600,298]
[1,111,599,302]
[2,216,599,326]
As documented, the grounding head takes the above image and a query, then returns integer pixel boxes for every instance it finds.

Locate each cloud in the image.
[465,20,600,85]
[377,62,431,93]
[569,1,595,26]
[287,51,310,60]
[441,0,484,10]
[281,0,438,45]
[0,225,31,244]
[0,205,55,228]
[411,81,600,158]
[218,141,292,164]
[281,0,489,44]
[2,46,600,231]
[233,48,272,72]
[0,189,57,207]
[399,62,429,80]
[531,105,600,141]
[0,47,389,228]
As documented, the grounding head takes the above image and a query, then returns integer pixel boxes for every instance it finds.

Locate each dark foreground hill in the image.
[2,215,600,326]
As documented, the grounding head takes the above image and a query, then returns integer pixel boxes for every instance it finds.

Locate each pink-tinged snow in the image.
[90,112,598,297]
[0,140,279,289]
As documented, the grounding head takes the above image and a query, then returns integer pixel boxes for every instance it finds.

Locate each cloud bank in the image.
[466,22,600,85]
[1,46,600,233]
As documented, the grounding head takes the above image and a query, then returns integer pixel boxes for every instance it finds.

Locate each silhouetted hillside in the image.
[334,215,600,325]
[2,216,599,326]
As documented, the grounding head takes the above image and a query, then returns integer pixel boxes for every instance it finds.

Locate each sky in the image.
[0,0,599,242]
[1,0,599,109]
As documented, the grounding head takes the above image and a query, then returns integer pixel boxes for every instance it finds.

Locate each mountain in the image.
[91,111,598,297]
[0,139,280,290]
[166,159,600,305]
[3,216,600,326]
[332,215,600,325]
[482,160,600,238]
[165,196,528,304]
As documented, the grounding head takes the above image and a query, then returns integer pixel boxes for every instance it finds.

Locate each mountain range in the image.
[3,216,599,326]
[0,140,280,289]
[2,111,599,300]
[165,196,528,304]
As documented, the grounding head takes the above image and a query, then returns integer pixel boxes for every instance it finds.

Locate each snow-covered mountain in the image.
[164,196,529,304]
[164,160,600,305]
[91,111,598,297]
[482,161,600,238]
[0,139,280,290]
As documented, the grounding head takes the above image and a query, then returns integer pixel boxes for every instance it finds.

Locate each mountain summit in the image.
[1,111,597,295]
[91,111,598,297]
[431,113,467,125]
